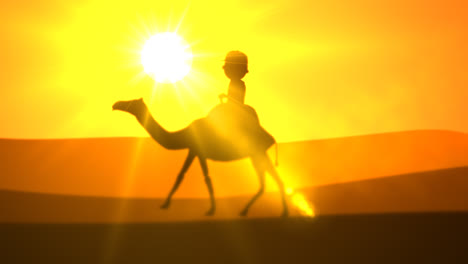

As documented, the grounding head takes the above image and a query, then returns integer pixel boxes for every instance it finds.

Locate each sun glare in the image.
[286,187,315,217]
[141,32,193,83]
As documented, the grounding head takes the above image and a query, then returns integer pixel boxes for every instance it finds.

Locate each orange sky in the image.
[1,0,467,142]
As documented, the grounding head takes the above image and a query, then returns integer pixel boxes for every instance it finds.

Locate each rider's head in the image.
[223,51,248,80]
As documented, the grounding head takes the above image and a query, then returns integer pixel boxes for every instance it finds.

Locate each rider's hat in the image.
[224,51,248,65]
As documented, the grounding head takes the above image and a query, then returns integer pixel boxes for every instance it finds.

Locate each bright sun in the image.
[141,32,193,83]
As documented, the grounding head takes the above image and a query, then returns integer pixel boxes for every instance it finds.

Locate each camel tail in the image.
[275,142,279,167]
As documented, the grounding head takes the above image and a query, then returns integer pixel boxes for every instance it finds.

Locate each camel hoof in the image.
[281,210,289,218]
[239,209,248,217]
[160,202,170,210]
[205,209,215,216]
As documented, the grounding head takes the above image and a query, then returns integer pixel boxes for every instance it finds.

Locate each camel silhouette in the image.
[112,98,288,217]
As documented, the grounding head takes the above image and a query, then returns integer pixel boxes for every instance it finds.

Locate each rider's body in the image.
[218,51,249,104]
[207,50,273,153]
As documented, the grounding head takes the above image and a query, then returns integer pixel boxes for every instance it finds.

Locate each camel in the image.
[112,98,288,217]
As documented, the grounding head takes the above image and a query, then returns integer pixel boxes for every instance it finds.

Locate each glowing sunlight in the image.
[141,32,193,83]
[286,187,315,217]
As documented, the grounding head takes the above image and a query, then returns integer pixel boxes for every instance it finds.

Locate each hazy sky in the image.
[1,0,467,142]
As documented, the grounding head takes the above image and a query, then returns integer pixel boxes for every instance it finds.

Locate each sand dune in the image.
[1,166,467,223]
[1,129,468,198]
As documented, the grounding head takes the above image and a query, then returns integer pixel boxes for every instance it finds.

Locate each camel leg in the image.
[264,155,289,217]
[199,157,216,216]
[160,150,196,210]
[240,155,266,217]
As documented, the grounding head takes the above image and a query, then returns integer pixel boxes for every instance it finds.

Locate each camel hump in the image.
[205,103,274,151]
[243,105,260,123]
[207,103,259,124]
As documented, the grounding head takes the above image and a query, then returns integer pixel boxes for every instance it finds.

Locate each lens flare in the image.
[286,187,315,217]
[141,32,193,83]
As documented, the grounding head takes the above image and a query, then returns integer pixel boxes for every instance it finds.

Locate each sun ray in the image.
[285,186,315,217]
[175,1,192,34]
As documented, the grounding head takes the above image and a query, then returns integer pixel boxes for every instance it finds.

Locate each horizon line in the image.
[0,129,466,143]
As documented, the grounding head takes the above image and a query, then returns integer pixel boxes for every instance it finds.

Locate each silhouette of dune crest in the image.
[1,166,468,223]
[0,129,467,198]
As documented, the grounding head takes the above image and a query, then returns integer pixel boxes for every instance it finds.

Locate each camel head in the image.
[112,98,147,115]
